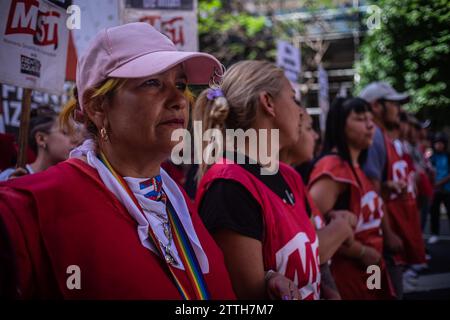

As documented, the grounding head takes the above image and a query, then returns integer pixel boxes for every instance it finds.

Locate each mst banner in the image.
[0,0,69,95]
[122,0,198,51]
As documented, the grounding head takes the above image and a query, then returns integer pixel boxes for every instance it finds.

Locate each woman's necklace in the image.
[138,196,178,266]
[153,208,178,266]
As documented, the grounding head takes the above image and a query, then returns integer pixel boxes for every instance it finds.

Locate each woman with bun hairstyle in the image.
[194,60,321,300]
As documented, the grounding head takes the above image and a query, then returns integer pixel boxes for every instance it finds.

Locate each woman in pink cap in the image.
[0,22,238,299]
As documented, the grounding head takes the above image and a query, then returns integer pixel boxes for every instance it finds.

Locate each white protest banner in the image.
[0,0,70,95]
[71,0,120,57]
[122,0,198,51]
[318,64,329,133]
[276,40,301,83]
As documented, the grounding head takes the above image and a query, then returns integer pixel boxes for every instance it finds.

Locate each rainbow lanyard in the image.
[98,152,210,300]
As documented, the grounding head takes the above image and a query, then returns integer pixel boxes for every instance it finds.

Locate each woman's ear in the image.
[34,131,47,149]
[258,91,276,118]
[84,96,108,131]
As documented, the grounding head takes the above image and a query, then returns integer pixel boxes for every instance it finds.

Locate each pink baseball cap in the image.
[76,22,222,111]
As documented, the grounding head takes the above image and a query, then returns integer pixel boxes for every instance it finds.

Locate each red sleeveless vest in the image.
[196,160,321,300]
[382,132,426,265]
[309,155,395,299]
[306,191,326,230]
[0,159,235,299]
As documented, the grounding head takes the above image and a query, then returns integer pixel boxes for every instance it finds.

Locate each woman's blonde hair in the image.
[193,60,286,179]
[59,78,126,139]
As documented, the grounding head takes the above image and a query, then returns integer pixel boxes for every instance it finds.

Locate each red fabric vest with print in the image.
[0,159,235,299]
[196,159,321,300]
[382,133,426,265]
[309,155,395,300]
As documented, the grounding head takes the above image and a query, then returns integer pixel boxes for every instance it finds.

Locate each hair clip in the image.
[206,88,224,101]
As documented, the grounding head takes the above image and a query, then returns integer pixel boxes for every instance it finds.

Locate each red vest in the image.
[309,155,395,300]
[196,160,321,300]
[306,191,326,230]
[0,159,235,299]
[383,133,426,265]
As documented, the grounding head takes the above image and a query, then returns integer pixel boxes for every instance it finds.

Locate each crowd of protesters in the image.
[0,22,448,300]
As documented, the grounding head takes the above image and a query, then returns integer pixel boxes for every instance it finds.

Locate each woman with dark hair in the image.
[0,107,76,181]
[308,97,395,299]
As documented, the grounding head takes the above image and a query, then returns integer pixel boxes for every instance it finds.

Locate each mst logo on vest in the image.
[357,191,384,232]
[391,160,415,199]
[5,0,61,49]
[275,233,320,299]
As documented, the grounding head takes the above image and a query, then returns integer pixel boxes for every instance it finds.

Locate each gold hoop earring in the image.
[100,127,108,141]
